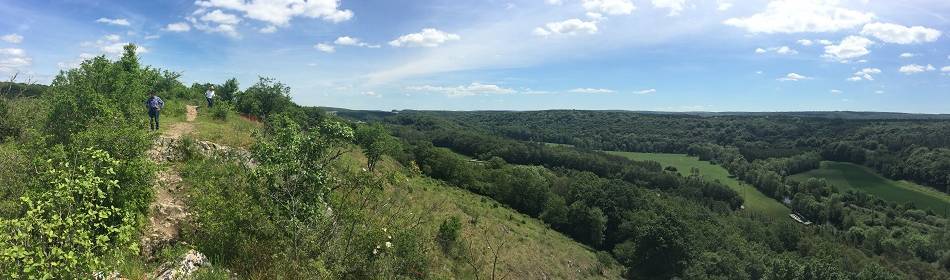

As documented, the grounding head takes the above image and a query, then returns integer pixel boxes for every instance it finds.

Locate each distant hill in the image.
[0,82,47,98]
[319,107,950,121]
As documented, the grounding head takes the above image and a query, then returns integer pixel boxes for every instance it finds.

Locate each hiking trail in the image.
[164,105,197,139]
[142,105,209,278]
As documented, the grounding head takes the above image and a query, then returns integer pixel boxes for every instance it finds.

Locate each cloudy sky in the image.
[1,0,949,113]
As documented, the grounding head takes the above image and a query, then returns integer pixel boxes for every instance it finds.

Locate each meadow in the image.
[790,161,950,217]
[606,151,791,219]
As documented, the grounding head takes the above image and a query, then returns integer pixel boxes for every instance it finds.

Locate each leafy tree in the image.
[235,76,294,119]
[218,78,239,102]
[566,201,607,248]
[251,114,353,267]
[355,123,400,171]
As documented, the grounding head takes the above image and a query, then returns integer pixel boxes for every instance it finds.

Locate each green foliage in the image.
[45,46,150,145]
[217,78,239,103]
[0,82,48,98]
[355,123,400,171]
[209,102,231,121]
[235,77,294,119]
[0,149,140,278]
[437,216,462,254]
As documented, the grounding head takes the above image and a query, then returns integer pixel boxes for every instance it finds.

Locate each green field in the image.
[606,151,790,219]
[790,161,950,216]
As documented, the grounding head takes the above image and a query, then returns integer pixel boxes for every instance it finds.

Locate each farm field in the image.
[606,151,791,219]
[790,161,950,216]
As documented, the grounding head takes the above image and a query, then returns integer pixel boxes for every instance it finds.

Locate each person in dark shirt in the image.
[145,92,165,131]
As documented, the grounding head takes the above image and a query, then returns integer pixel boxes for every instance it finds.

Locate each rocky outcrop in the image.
[155,249,208,280]
[147,136,253,165]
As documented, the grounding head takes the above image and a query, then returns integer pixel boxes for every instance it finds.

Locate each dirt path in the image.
[143,105,198,258]
[163,105,197,139]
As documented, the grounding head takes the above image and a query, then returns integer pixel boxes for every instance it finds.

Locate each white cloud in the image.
[96,17,131,26]
[830,89,842,94]
[104,34,121,42]
[582,0,636,15]
[361,91,381,97]
[201,10,241,25]
[942,66,950,72]
[848,67,881,81]
[822,36,873,62]
[389,28,460,47]
[586,12,605,21]
[775,46,797,55]
[874,90,884,94]
[334,36,380,48]
[797,39,813,46]
[144,35,161,40]
[315,43,335,53]
[898,64,935,74]
[194,0,352,26]
[778,72,810,81]
[534,19,598,36]
[101,43,148,56]
[651,0,687,16]
[818,39,833,45]
[899,52,915,58]
[57,53,96,70]
[756,46,798,55]
[633,88,657,94]
[723,0,874,33]
[546,0,563,5]
[860,22,941,44]
[0,48,31,73]
[1,34,23,44]
[259,26,278,33]
[569,88,615,94]
[164,22,191,32]
[716,0,733,11]
[407,83,516,97]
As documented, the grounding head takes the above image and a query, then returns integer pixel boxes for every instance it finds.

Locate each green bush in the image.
[164,99,187,119]
[0,149,140,278]
[210,103,231,121]
[437,216,462,254]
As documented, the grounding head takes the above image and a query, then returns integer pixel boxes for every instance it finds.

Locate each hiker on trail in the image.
[205,85,215,108]
[145,92,165,131]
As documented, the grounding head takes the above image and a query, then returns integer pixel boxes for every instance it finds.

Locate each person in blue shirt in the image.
[145,92,165,131]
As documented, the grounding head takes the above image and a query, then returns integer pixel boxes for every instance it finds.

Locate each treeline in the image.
[411,110,950,194]
[381,113,949,279]
[389,115,743,211]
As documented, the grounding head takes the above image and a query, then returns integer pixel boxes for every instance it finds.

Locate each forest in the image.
[338,109,950,279]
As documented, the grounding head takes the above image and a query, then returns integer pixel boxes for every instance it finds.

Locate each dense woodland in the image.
[334,110,950,279]
[407,110,950,195]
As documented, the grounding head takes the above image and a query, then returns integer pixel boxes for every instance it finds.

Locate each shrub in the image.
[210,102,231,121]
[0,149,140,278]
[437,216,463,254]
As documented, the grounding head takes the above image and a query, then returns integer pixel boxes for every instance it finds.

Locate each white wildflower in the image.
[385,241,392,248]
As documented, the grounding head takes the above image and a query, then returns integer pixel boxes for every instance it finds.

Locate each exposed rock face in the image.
[147,136,253,165]
[141,168,189,258]
[155,249,208,280]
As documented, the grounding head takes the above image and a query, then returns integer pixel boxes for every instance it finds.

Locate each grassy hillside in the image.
[607,151,791,219]
[790,161,950,216]
[343,152,622,279]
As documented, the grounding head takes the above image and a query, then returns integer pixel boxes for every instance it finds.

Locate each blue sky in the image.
[1,0,949,113]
